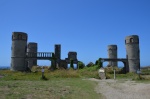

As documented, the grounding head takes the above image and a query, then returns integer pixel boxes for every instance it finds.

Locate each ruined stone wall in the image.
[59,60,68,69]
[68,52,77,60]
[27,42,38,69]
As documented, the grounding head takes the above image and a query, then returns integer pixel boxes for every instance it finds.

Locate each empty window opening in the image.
[18,34,22,40]
[67,64,77,69]
[130,38,134,43]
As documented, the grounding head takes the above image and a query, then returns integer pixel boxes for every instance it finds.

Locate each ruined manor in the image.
[101,35,140,73]
[11,32,140,73]
[11,32,78,71]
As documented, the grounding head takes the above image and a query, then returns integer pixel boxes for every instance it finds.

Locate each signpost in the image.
[114,69,116,80]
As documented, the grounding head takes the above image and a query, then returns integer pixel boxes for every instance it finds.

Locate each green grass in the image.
[0,78,102,99]
[0,66,150,99]
[105,71,150,83]
[0,66,150,81]
[141,68,150,75]
[0,66,100,81]
[0,69,103,99]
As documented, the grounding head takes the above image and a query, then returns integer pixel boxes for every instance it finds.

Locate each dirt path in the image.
[89,78,150,99]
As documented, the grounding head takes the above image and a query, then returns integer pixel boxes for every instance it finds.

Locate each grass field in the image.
[0,69,103,99]
[0,78,103,99]
[0,66,150,99]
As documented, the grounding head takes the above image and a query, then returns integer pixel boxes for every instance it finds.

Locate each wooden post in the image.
[114,69,116,80]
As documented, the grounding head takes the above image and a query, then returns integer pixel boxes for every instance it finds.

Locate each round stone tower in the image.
[125,35,140,73]
[11,32,28,71]
[27,42,38,69]
[107,45,118,67]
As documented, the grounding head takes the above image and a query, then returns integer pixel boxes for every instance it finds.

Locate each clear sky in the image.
[0,0,150,67]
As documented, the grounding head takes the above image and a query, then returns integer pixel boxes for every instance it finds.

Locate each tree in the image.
[78,61,85,69]
[86,62,94,67]
[95,58,103,68]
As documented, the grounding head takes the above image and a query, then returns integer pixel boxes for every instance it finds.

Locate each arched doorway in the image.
[101,58,129,73]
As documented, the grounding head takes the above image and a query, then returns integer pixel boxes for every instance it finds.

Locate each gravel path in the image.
[89,78,150,99]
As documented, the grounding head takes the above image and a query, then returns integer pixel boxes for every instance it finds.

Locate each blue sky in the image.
[0,0,150,67]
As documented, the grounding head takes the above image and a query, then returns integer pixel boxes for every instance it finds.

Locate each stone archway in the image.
[101,58,129,73]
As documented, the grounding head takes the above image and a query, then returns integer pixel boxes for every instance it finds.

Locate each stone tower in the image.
[54,44,61,67]
[68,52,77,60]
[125,35,140,73]
[55,44,61,60]
[27,42,38,69]
[107,45,118,67]
[11,32,28,71]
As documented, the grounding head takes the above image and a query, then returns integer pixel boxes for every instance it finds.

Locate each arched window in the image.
[24,36,27,40]
[130,38,134,43]
[18,34,22,40]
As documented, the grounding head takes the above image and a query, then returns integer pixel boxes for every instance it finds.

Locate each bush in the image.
[95,58,103,68]
[86,62,94,67]
[78,61,85,69]
[105,66,122,74]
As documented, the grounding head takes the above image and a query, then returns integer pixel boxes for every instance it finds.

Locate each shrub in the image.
[105,66,122,74]
[95,58,103,68]
[78,61,85,69]
[86,62,94,67]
